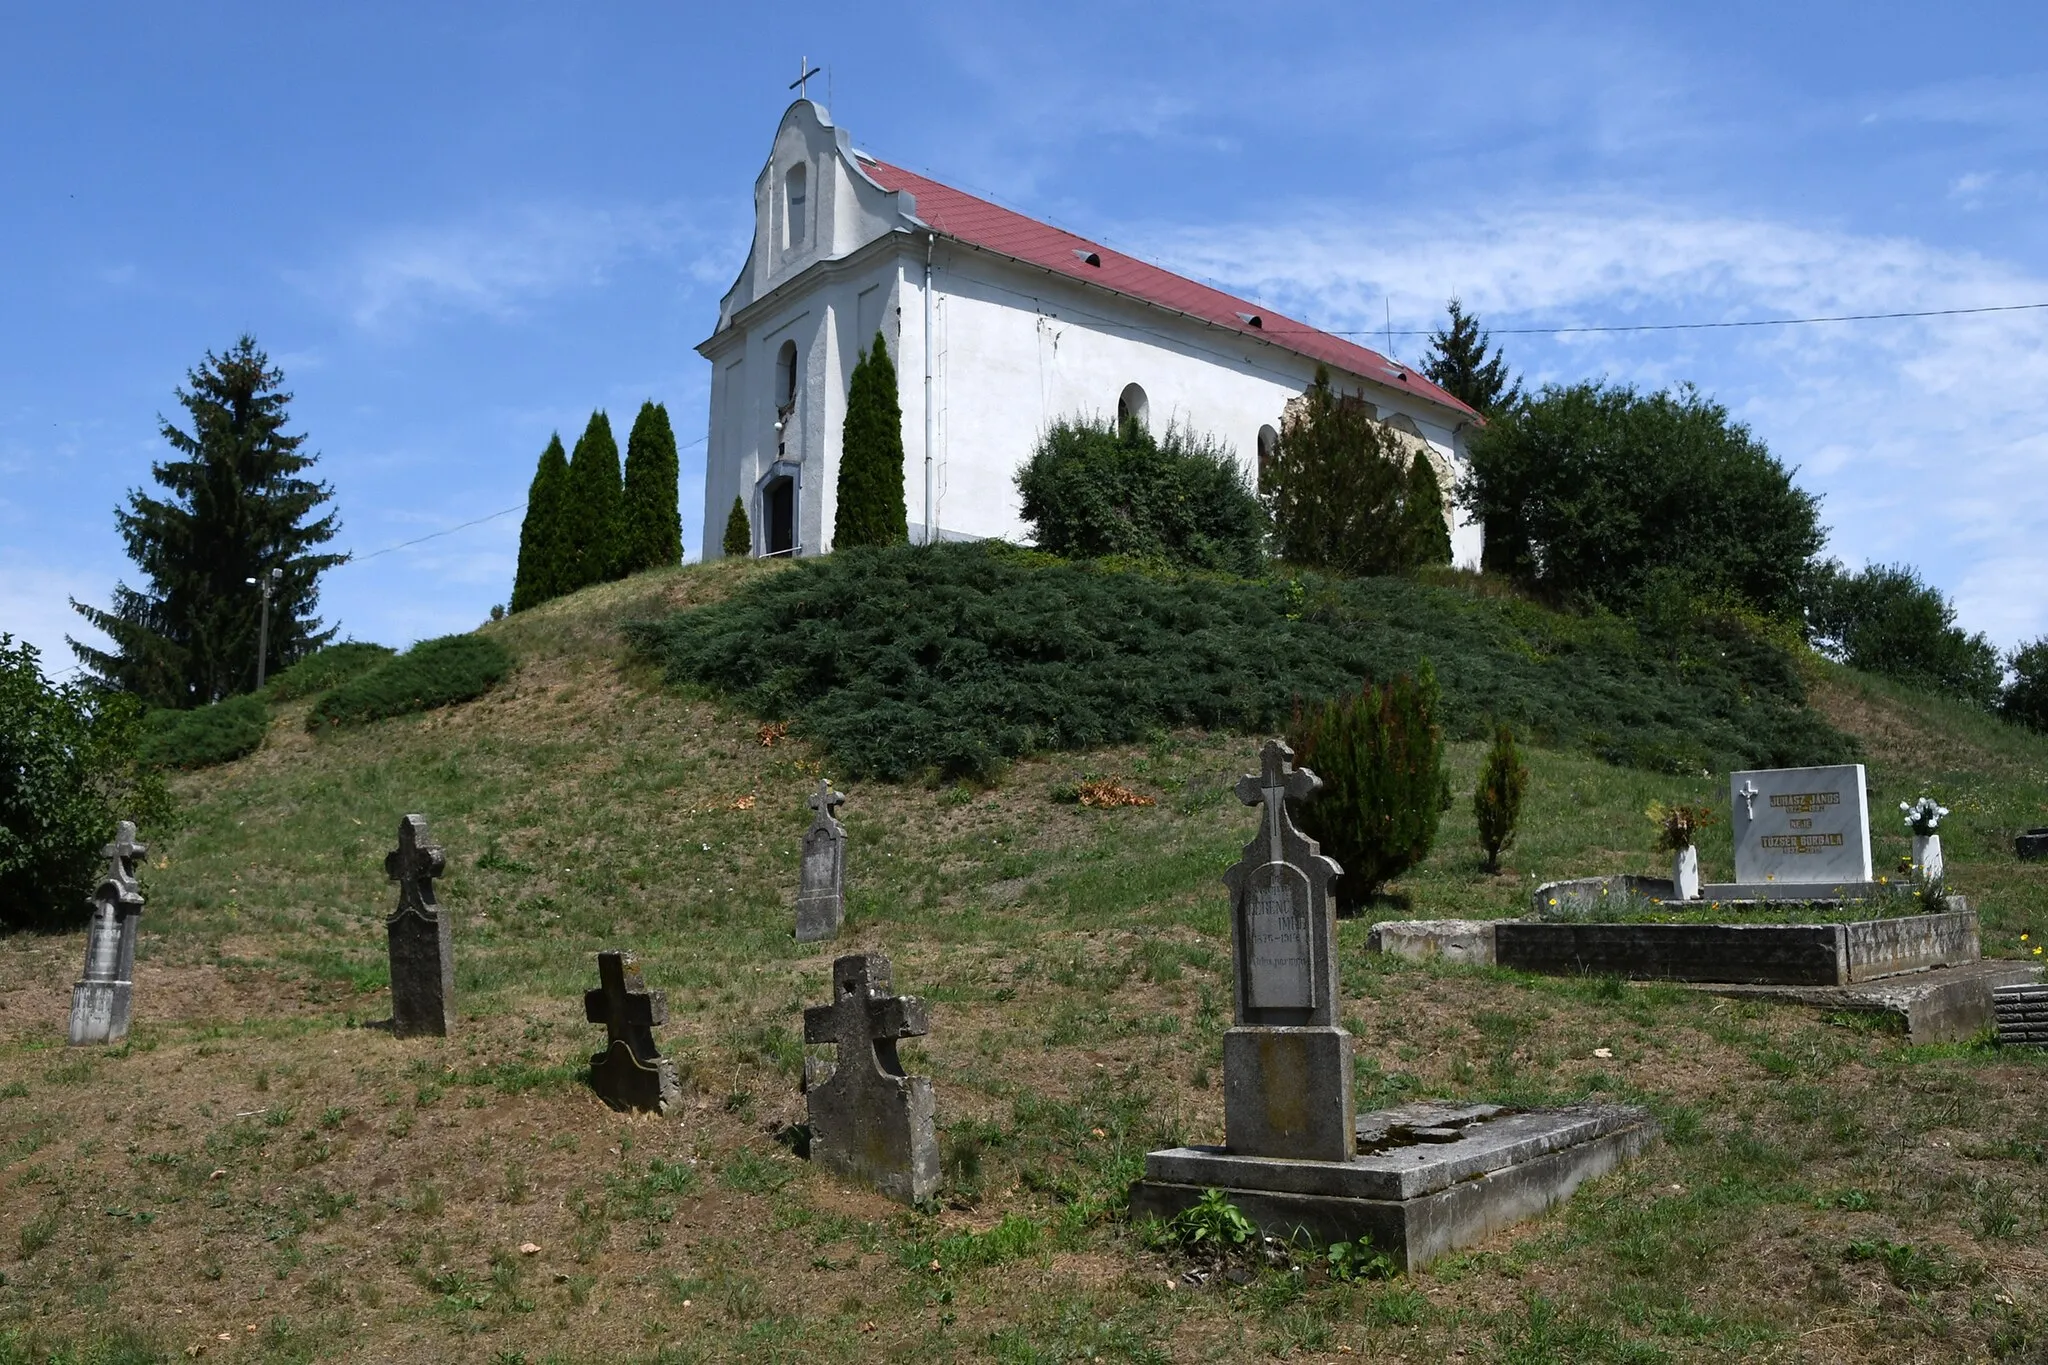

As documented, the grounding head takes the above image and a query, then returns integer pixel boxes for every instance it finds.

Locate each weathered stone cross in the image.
[584,950,680,1113]
[1236,740,1323,864]
[802,953,939,1203]
[808,778,846,824]
[795,778,849,943]
[102,821,147,886]
[69,820,147,1046]
[385,814,445,919]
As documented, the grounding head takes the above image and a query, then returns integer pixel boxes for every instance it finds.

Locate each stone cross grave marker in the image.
[1729,764,1873,887]
[795,778,847,943]
[584,951,681,1114]
[802,953,939,1203]
[385,814,454,1038]
[68,821,147,1046]
[1219,740,1354,1161]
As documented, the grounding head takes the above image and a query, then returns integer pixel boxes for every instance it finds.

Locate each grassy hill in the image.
[0,558,2043,1364]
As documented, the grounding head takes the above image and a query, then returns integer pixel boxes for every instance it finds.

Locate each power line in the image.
[1315,299,2048,338]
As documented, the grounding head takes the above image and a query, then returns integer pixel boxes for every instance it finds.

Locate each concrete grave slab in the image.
[1365,919,1497,966]
[1693,960,2042,1044]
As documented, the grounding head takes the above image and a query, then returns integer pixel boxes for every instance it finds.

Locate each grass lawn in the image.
[1,560,2043,1364]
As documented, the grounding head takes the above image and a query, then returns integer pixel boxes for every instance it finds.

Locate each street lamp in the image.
[245,567,282,688]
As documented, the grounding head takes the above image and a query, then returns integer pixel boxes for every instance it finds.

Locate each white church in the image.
[700,100,1483,566]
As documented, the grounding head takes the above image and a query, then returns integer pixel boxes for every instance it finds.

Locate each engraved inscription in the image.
[802,845,836,892]
[1244,862,1314,1011]
[1758,832,1846,854]
[1769,791,1841,814]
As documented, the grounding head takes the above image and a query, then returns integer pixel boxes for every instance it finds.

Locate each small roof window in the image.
[1072,249,1102,267]
[1236,311,1264,329]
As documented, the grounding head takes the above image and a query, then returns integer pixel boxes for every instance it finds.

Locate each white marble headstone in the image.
[1729,764,1873,886]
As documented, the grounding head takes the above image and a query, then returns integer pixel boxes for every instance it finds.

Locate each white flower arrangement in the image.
[1901,796,1949,835]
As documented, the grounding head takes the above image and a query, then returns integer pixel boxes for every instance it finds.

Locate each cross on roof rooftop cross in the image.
[384,814,445,919]
[789,56,822,99]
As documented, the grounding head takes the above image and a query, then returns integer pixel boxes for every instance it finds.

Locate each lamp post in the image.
[246,567,282,688]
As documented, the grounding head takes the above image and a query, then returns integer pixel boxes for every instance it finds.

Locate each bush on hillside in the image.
[1473,724,1528,873]
[626,541,1851,783]
[723,495,752,559]
[1015,417,1266,576]
[1464,382,1823,620]
[1287,665,1448,907]
[1,635,169,930]
[1264,367,1447,576]
[140,693,269,769]
[2001,638,2048,732]
[1806,561,2002,707]
[262,641,395,701]
[307,634,512,731]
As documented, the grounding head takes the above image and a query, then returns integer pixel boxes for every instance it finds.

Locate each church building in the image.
[700,99,1483,565]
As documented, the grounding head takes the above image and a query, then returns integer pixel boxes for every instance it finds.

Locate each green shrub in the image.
[834,333,909,550]
[627,541,1851,783]
[0,635,168,931]
[722,495,752,559]
[1264,366,1443,576]
[1287,665,1447,906]
[1473,724,1528,873]
[1015,417,1266,575]
[1806,561,2002,706]
[306,634,512,731]
[139,694,269,769]
[2002,637,2048,732]
[261,641,394,701]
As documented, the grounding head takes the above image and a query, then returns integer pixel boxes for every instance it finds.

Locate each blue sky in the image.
[4,2,2045,676]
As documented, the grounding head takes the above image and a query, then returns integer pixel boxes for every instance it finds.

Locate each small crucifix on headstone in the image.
[384,814,454,1038]
[68,821,147,1046]
[795,778,848,943]
[1737,779,1760,821]
[1218,739,1354,1162]
[584,951,682,1114]
[802,953,939,1204]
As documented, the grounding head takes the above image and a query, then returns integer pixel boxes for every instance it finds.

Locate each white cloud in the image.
[1131,199,2048,648]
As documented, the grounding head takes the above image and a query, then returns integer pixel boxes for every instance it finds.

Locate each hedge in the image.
[263,642,396,702]
[307,634,512,730]
[139,694,270,770]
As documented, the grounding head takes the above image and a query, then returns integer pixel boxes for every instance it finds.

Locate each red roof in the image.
[858,157,1478,423]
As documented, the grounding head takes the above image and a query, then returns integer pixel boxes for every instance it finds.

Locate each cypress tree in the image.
[510,434,570,612]
[621,401,682,575]
[559,411,623,591]
[833,332,908,550]
[722,496,752,559]
[69,335,344,706]
[1403,451,1453,568]
[1473,724,1528,873]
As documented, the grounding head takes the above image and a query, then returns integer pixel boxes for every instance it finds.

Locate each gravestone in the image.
[67,821,147,1046]
[802,953,938,1203]
[583,951,682,1113]
[385,814,454,1038]
[794,778,847,943]
[1730,764,1874,888]
[1220,739,1353,1161]
[2016,828,2048,861]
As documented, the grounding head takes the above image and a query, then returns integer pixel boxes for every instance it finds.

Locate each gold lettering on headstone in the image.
[1757,832,1846,854]
[1769,791,1841,814]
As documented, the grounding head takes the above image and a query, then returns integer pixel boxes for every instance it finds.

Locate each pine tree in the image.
[620,401,682,575]
[1472,724,1528,873]
[833,332,908,550]
[510,434,570,612]
[559,411,623,591]
[69,336,344,707]
[722,496,752,559]
[1403,451,1453,567]
[1422,298,1522,415]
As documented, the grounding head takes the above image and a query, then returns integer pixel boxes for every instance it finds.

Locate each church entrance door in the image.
[763,475,796,557]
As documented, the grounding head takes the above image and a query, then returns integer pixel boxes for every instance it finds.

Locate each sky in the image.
[4,2,2045,678]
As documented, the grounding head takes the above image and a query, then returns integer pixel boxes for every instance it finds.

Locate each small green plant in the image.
[1325,1238,1397,1282]
[722,495,752,559]
[1287,662,1448,907]
[307,633,511,730]
[1472,722,1527,872]
[18,1208,59,1259]
[1167,1188,1257,1254]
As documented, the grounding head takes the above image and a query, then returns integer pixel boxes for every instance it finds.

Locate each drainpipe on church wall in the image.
[924,231,936,546]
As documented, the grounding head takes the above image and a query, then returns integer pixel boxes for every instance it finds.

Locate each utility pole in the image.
[246,567,282,688]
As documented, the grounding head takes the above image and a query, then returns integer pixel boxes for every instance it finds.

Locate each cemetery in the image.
[0,561,2044,1362]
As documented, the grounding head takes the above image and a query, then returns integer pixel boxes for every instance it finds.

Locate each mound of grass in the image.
[262,642,394,702]
[306,634,511,731]
[139,694,269,769]
[627,541,1851,782]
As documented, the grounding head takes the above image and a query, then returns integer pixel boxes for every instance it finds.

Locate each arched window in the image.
[1256,424,1278,490]
[774,340,798,456]
[784,164,808,250]
[1116,383,1149,435]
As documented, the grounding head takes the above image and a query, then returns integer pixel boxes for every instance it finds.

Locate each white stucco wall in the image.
[700,101,1483,569]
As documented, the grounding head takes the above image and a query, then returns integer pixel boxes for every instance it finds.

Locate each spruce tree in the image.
[621,401,682,575]
[1403,451,1453,567]
[1422,298,1522,415]
[559,411,623,591]
[833,332,908,550]
[69,335,344,707]
[510,434,570,612]
[722,495,752,559]
[1473,724,1528,873]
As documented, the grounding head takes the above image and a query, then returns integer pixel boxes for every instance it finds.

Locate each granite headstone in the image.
[802,953,939,1204]
[385,814,454,1038]
[1729,764,1873,887]
[67,821,147,1046]
[794,779,847,943]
